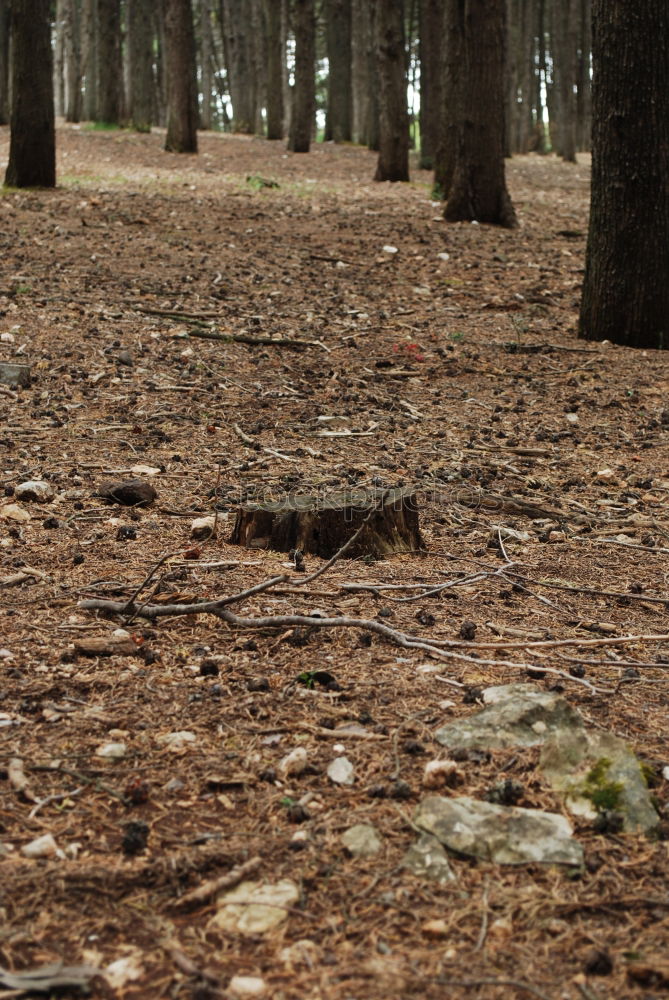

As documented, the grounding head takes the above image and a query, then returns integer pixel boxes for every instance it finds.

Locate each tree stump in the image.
[229,486,424,559]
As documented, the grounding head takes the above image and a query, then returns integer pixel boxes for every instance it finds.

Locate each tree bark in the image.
[418,0,441,169]
[63,0,82,122]
[5,0,55,188]
[199,0,213,128]
[374,0,409,182]
[324,0,352,142]
[579,0,669,349]
[54,0,66,117]
[351,0,369,143]
[82,0,98,120]
[433,0,458,198]
[97,0,123,123]
[128,0,154,131]
[553,0,577,161]
[262,0,284,138]
[575,0,591,150]
[164,0,198,152]
[0,0,11,125]
[224,0,257,132]
[288,0,315,153]
[443,0,517,227]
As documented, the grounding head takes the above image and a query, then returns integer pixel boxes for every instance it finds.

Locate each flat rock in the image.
[540,728,659,833]
[401,833,456,883]
[435,684,583,751]
[0,361,31,387]
[94,478,158,507]
[14,480,54,502]
[209,879,298,936]
[327,756,355,785]
[414,795,583,867]
[341,823,382,858]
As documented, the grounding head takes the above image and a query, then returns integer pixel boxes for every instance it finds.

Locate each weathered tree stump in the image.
[229,487,424,559]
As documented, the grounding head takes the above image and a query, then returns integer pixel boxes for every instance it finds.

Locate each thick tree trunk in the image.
[325,0,352,142]
[97,0,122,123]
[433,0,458,199]
[288,0,315,153]
[224,0,257,132]
[154,1,167,126]
[579,0,669,349]
[63,0,82,122]
[418,0,441,169]
[365,0,379,149]
[0,0,11,125]
[443,0,517,227]
[128,0,154,131]
[5,0,55,188]
[351,0,369,143]
[263,0,284,138]
[374,0,409,182]
[54,0,66,117]
[230,487,424,559]
[575,0,591,151]
[82,0,98,120]
[164,0,198,152]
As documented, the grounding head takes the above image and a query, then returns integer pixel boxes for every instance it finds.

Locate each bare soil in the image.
[1,124,669,1000]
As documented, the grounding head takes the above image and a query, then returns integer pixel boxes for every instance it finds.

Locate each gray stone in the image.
[0,362,31,387]
[327,756,355,786]
[435,684,583,751]
[401,833,456,883]
[540,728,659,834]
[341,823,382,858]
[14,480,54,503]
[414,795,583,867]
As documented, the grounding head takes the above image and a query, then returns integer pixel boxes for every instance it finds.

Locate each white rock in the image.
[95,742,127,759]
[0,503,31,522]
[112,629,131,640]
[382,245,398,254]
[422,758,463,789]
[14,480,54,502]
[279,746,308,777]
[228,976,267,999]
[565,412,579,424]
[327,756,355,786]
[437,252,450,261]
[595,468,616,481]
[156,730,197,751]
[190,515,218,540]
[130,464,161,477]
[209,879,299,936]
[662,765,669,782]
[22,833,61,859]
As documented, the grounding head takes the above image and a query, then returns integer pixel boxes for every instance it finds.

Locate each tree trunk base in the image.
[229,486,424,559]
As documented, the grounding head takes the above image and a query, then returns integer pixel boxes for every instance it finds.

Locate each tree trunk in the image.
[365,0,379,149]
[575,0,591,150]
[5,0,55,188]
[54,0,66,117]
[128,0,154,131]
[351,0,369,144]
[82,0,98,120]
[262,0,284,138]
[578,0,669,349]
[63,0,82,122]
[433,0,458,199]
[324,0,352,142]
[0,0,10,125]
[230,487,424,559]
[164,0,198,151]
[97,0,122,123]
[418,0,441,169]
[374,0,409,182]
[198,0,213,128]
[154,1,167,125]
[224,0,257,132]
[444,0,517,227]
[281,0,291,135]
[553,0,577,162]
[288,0,315,152]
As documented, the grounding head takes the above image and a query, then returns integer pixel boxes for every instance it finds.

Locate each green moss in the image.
[582,757,624,812]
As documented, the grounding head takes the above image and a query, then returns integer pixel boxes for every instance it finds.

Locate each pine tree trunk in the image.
[575,0,591,150]
[444,0,516,227]
[128,0,154,131]
[199,0,213,128]
[97,0,122,123]
[5,0,55,188]
[154,1,167,126]
[263,0,284,138]
[224,0,257,132]
[54,0,66,117]
[553,0,577,162]
[433,0,458,198]
[579,0,669,349]
[325,0,352,142]
[374,0,409,182]
[164,0,198,151]
[63,0,82,122]
[418,0,441,169]
[0,0,10,125]
[365,0,379,149]
[288,0,315,152]
[82,0,98,120]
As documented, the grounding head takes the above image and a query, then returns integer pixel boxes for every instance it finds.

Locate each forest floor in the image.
[1,124,669,1000]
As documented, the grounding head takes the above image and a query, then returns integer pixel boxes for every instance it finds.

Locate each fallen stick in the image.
[171,855,262,910]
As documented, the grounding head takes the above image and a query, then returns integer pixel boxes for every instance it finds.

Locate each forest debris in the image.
[190,515,218,540]
[0,502,31,522]
[14,480,54,502]
[341,823,383,858]
[626,958,669,989]
[21,833,62,859]
[1,567,50,587]
[0,961,100,993]
[208,879,299,936]
[173,856,262,910]
[8,758,34,800]
[402,833,456,883]
[229,974,267,998]
[94,478,158,506]
[73,636,140,657]
[95,741,128,759]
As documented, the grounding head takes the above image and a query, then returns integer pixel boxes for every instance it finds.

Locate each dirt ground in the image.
[1,124,669,1000]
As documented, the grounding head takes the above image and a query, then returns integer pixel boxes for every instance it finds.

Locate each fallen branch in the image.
[171,855,262,910]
